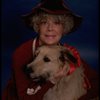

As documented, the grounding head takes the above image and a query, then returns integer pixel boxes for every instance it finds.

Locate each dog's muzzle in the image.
[32,76,47,85]
[24,66,33,73]
[23,66,50,85]
[23,65,34,78]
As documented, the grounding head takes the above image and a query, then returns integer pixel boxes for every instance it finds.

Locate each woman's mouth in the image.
[45,35,56,39]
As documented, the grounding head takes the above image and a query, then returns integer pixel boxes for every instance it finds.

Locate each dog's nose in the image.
[23,66,33,74]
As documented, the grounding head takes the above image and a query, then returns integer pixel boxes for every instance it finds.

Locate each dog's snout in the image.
[33,76,47,85]
[27,67,33,73]
[23,66,33,74]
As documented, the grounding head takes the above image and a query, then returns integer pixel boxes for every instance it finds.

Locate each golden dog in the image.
[26,45,87,100]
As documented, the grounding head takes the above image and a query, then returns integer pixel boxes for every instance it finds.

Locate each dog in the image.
[25,45,87,100]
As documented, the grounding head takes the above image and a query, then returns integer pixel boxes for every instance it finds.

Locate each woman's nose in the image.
[47,23,53,31]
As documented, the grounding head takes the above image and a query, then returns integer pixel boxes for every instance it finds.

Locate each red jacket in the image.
[2,39,99,100]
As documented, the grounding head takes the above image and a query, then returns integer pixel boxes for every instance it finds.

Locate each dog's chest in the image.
[43,68,87,100]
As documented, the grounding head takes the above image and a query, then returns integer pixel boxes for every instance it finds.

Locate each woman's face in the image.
[39,17,64,46]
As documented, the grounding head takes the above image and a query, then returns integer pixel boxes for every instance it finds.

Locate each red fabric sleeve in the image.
[12,40,54,100]
[2,39,54,100]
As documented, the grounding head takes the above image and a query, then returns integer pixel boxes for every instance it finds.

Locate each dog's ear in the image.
[60,47,77,64]
[59,51,66,62]
[65,51,77,64]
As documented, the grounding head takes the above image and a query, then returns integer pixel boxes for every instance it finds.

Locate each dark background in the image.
[1,0,99,91]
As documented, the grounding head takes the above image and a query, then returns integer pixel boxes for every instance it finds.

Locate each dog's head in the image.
[24,45,77,84]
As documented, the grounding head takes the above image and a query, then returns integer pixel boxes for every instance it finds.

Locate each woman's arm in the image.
[12,40,54,100]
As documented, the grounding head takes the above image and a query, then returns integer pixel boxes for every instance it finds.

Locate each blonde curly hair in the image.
[30,12,74,34]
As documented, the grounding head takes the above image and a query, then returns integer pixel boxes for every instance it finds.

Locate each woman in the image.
[2,0,98,100]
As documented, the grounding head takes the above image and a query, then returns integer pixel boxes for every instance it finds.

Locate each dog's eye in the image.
[43,56,50,62]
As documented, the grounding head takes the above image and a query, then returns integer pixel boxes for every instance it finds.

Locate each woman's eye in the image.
[43,56,51,62]
[40,21,47,25]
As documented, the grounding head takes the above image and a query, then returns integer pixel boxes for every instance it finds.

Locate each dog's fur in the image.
[26,45,87,100]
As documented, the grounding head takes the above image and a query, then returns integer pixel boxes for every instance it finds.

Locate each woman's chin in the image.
[44,41,58,46]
